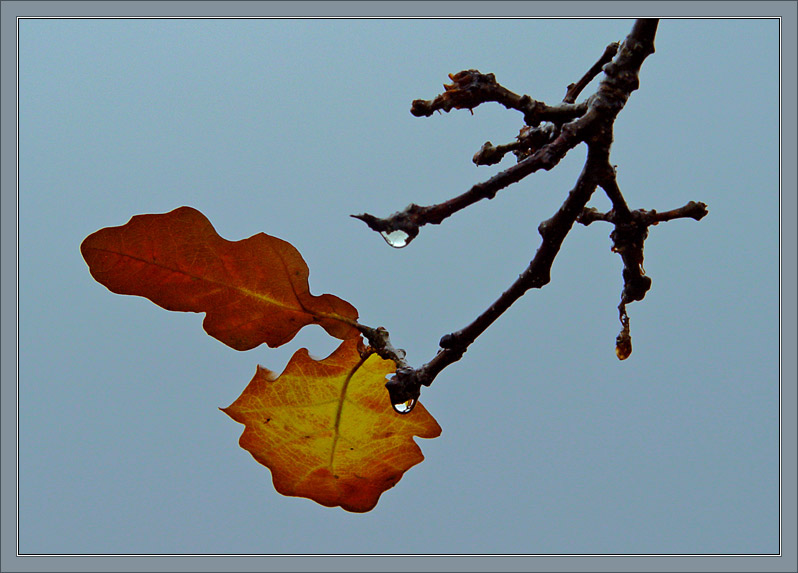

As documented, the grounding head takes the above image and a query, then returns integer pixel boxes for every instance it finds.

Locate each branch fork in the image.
[351,20,707,405]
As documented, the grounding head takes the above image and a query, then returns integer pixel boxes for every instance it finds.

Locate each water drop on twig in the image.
[392,398,417,414]
[380,230,410,248]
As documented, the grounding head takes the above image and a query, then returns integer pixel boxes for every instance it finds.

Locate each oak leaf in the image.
[222,338,442,512]
[80,206,359,350]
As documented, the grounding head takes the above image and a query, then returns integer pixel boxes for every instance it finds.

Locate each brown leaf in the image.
[222,339,442,512]
[80,207,359,350]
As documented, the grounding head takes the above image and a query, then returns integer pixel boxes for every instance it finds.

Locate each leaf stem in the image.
[330,350,370,469]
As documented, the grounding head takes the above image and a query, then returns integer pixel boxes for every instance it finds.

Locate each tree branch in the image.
[577,197,708,360]
[473,123,560,166]
[353,21,660,246]
[563,42,620,103]
[578,201,709,226]
[374,150,603,407]
[356,324,409,368]
[410,70,588,126]
[351,19,704,404]
[351,118,589,246]
[597,167,632,220]
[416,147,605,389]
[372,19,664,405]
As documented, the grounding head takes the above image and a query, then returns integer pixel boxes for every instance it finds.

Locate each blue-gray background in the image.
[18,18,779,555]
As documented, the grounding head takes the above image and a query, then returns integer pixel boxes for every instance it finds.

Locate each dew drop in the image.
[380,230,410,248]
[392,398,417,415]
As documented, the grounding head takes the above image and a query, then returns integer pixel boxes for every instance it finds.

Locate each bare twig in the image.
[597,167,633,220]
[372,154,602,406]
[578,201,709,226]
[646,201,709,224]
[563,42,620,103]
[471,140,520,166]
[373,19,667,404]
[416,148,605,389]
[473,123,559,166]
[356,324,409,368]
[410,70,587,126]
[577,198,708,309]
[355,19,703,402]
[577,198,708,359]
[353,22,658,246]
[352,114,592,245]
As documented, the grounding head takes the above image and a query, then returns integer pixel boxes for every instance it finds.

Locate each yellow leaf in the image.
[222,339,441,512]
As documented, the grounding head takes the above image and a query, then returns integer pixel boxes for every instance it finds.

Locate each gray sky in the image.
[19,17,779,555]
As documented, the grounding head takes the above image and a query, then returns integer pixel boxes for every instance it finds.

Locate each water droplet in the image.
[380,230,410,248]
[392,398,417,415]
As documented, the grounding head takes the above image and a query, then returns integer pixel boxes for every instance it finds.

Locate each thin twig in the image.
[578,198,708,357]
[353,22,659,245]
[376,18,665,402]
[646,201,710,223]
[598,168,632,220]
[410,69,587,126]
[356,324,409,368]
[578,201,709,226]
[472,123,559,166]
[563,42,620,103]
[352,113,593,244]
[417,147,605,387]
